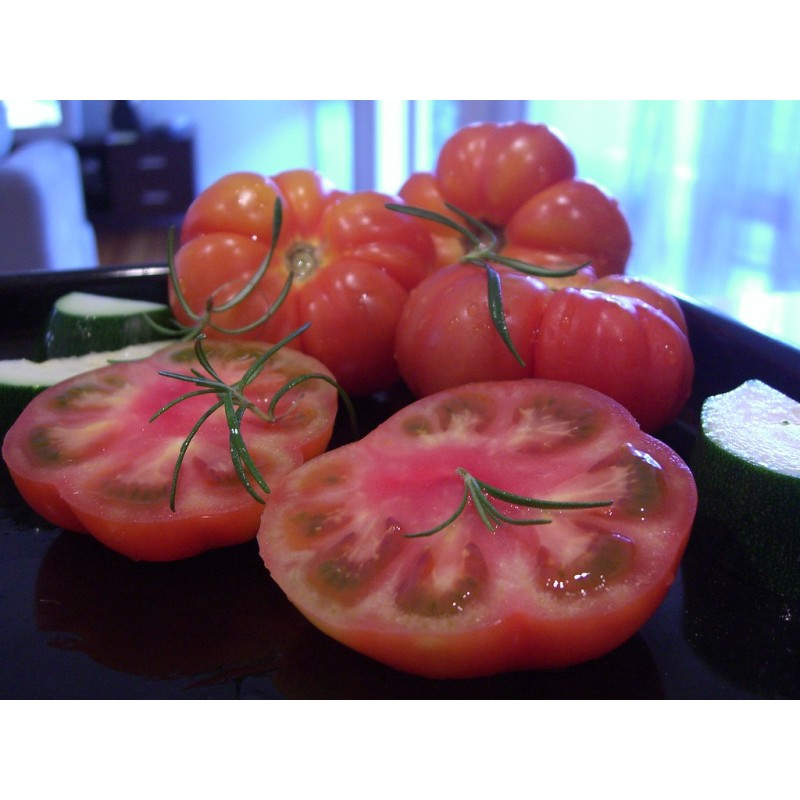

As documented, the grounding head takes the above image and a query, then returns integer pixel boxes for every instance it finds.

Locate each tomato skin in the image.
[2,341,340,562]
[504,179,633,278]
[258,379,697,678]
[396,173,466,270]
[435,121,576,227]
[317,191,434,291]
[534,288,694,432]
[399,121,630,278]
[169,233,280,340]
[273,169,344,237]
[395,263,551,397]
[180,172,284,246]
[174,169,437,396]
[589,273,688,335]
[296,257,409,396]
[394,258,693,430]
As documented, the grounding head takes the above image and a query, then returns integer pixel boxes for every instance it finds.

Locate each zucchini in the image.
[44,291,175,358]
[691,379,800,597]
[0,341,171,434]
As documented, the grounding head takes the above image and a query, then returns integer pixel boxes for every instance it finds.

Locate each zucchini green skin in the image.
[0,384,43,436]
[691,425,800,599]
[45,293,175,358]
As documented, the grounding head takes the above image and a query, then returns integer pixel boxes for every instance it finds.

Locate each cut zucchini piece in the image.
[691,379,800,597]
[45,291,175,358]
[0,341,171,434]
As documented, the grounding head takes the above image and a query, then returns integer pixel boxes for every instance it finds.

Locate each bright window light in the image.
[375,100,410,194]
[4,100,62,129]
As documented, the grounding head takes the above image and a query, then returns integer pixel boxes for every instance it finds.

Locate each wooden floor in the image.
[96,227,173,267]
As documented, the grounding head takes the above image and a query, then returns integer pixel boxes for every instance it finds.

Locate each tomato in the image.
[589,273,688,335]
[393,172,465,269]
[399,121,632,278]
[395,253,693,431]
[257,379,697,679]
[394,262,551,396]
[534,288,694,432]
[504,180,633,279]
[435,121,577,227]
[171,169,437,396]
[2,340,339,562]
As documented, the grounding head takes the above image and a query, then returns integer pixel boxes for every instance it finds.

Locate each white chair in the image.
[0,101,98,273]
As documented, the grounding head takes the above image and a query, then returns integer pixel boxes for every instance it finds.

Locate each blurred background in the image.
[2,99,799,348]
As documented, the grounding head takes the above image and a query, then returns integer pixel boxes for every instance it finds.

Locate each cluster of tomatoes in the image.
[3,120,699,680]
[171,121,694,433]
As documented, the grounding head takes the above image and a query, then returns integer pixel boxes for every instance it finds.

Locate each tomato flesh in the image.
[258,380,697,678]
[3,341,339,562]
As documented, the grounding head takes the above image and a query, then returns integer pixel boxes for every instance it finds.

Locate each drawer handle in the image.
[137,154,169,171]
[140,189,171,206]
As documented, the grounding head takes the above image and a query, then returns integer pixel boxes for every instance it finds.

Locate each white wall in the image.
[83,100,353,192]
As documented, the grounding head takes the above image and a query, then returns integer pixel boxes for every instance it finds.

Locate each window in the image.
[3,99,84,142]
[370,100,800,347]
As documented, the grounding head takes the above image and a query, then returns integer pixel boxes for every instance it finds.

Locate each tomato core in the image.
[285,241,320,280]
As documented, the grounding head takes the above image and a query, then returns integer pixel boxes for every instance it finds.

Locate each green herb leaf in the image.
[404,468,613,539]
[484,262,525,367]
[151,331,354,511]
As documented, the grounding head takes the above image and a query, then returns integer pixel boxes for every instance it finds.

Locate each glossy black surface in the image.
[2,266,799,699]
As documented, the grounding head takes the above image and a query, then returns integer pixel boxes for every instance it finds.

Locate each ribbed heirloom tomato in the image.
[399,121,632,277]
[396,268,694,432]
[257,379,697,679]
[171,169,437,396]
[2,340,340,561]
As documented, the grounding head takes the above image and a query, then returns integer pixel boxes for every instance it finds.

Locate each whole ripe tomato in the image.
[2,340,340,561]
[258,379,697,679]
[171,169,437,396]
[394,267,693,432]
[399,121,632,278]
[394,262,551,396]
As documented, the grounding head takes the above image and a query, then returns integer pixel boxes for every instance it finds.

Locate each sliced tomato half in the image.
[3,340,339,562]
[258,379,697,679]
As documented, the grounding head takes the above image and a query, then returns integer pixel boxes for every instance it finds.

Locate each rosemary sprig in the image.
[386,201,590,367]
[405,467,613,539]
[150,328,357,511]
[386,201,589,278]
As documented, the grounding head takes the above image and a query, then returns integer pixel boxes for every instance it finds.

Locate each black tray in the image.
[2,265,799,699]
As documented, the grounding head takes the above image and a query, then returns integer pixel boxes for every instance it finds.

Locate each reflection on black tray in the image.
[33,529,665,700]
[682,519,800,700]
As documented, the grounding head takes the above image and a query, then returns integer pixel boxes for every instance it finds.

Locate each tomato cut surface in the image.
[258,380,697,679]
[3,341,339,562]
